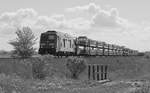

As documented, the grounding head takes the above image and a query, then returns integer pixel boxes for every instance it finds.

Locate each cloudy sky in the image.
[0,0,150,52]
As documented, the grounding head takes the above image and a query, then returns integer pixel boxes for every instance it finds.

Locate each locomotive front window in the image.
[40,34,48,41]
[48,35,55,40]
[78,38,86,41]
[40,34,56,42]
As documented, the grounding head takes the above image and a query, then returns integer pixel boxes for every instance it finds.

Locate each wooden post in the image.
[97,65,100,80]
[104,65,108,79]
[101,65,103,80]
[88,65,91,80]
[92,65,95,80]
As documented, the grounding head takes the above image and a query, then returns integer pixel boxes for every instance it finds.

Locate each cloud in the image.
[65,3,150,51]
[92,8,128,28]
[0,3,128,37]
[66,3,128,29]
[66,3,100,14]
[65,3,130,40]
[65,3,100,20]
[0,9,68,36]
[0,3,150,51]
[0,8,37,27]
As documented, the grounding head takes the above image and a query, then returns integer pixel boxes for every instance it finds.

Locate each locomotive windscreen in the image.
[39,32,57,54]
[48,35,55,39]
[39,33,57,49]
[40,34,56,42]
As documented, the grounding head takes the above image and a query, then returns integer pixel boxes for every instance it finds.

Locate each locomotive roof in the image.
[44,30,75,39]
[78,36,87,38]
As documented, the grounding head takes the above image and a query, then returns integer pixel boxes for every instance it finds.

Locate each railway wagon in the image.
[112,45,118,56]
[76,36,101,56]
[75,36,90,56]
[89,39,97,56]
[96,41,104,56]
[108,44,114,56]
[38,31,75,56]
[116,46,123,56]
[103,43,109,56]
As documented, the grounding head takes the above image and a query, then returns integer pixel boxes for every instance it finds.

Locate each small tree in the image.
[66,57,87,79]
[9,27,37,58]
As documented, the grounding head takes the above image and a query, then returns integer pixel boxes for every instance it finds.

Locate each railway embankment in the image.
[0,56,149,80]
[0,56,150,93]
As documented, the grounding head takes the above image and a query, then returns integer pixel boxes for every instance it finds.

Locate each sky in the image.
[0,0,150,52]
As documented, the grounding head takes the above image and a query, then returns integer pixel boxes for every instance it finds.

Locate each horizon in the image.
[0,0,150,52]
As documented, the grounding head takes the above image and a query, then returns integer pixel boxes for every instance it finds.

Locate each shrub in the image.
[66,57,87,79]
[32,55,53,80]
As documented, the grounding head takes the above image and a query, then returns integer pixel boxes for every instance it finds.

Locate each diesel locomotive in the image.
[38,30,138,56]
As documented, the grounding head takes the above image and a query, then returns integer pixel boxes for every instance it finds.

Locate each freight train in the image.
[38,30,139,56]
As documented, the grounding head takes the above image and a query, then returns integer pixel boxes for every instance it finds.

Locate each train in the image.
[38,30,139,56]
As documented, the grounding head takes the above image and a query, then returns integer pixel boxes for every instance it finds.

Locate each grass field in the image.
[0,55,150,93]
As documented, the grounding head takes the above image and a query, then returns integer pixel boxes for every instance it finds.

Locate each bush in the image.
[32,55,53,80]
[66,57,87,79]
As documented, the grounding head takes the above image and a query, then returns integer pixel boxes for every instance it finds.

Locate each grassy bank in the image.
[0,56,150,93]
[0,56,150,80]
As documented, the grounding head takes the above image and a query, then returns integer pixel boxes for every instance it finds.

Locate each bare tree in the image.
[9,27,37,58]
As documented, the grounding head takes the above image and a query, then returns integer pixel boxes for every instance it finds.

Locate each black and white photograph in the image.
[0,0,150,93]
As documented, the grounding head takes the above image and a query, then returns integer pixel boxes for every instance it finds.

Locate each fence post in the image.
[101,65,104,80]
[97,65,100,80]
[88,65,91,80]
[104,65,108,79]
[92,65,95,80]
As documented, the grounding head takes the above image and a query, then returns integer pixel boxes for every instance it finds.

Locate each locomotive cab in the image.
[38,30,75,56]
[38,31,57,55]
